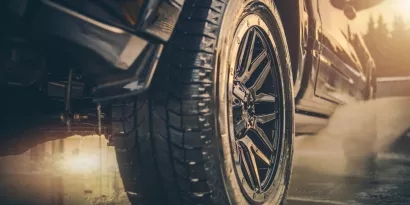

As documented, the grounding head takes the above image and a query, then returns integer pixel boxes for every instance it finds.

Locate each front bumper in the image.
[26,0,184,102]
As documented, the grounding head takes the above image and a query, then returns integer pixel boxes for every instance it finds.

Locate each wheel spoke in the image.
[255,93,276,103]
[240,135,271,166]
[256,112,276,124]
[247,148,262,190]
[250,50,268,73]
[235,119,246,135]
[238,50,268,83]
[250,61,271,92]
[233,82,248,102]
[238,29,252,72]
[254,125,274,152]
[239,136,262,189]
[239,145,257,189]
[244,30,257,72]
[254,147,271,166]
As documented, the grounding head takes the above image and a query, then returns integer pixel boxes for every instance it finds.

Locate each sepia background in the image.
[0,135,130,205]
[1,1,410,205]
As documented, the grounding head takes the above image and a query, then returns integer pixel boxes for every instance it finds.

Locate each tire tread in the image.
[113,0,229,204]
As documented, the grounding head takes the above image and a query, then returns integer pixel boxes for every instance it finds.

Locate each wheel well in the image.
[275,0,301,83]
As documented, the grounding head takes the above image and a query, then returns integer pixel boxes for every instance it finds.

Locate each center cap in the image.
[244,101,256,127]
[233,81,259,129]
[246,103,255,116]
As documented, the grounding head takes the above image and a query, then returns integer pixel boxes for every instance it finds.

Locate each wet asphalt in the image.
[286,133,410,205]
[0,133,408,205]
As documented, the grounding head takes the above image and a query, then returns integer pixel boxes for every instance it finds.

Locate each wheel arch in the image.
[275,0,304,84]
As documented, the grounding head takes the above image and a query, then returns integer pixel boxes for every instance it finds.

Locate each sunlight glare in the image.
[395,0,410,21]
[60,154,100,173]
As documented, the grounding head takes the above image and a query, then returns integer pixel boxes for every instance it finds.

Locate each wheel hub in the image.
[235,84,257,124]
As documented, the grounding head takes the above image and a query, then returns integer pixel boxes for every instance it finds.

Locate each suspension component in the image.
[58,69,109,136]
[60,68,73,132]
[97,103,102,136]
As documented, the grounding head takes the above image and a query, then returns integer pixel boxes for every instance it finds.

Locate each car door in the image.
[347,14,374,99]
[315,0,366,104]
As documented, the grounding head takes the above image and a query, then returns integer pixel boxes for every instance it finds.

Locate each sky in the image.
[357,0,410,33]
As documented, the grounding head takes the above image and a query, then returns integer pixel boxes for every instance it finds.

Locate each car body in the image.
[281,0,379,134]
[0,0,384,203]
[1,0,378,138]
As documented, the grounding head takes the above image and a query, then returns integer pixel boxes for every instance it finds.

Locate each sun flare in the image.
[394,0,410,21]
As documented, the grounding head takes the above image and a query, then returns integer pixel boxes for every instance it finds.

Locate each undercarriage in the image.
[0,69,112,156]
[0,0,183,155]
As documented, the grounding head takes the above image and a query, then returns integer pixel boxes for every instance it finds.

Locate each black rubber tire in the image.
[111,0,295,204]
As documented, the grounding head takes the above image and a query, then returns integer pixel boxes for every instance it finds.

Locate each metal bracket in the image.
[61,69,74,131]
[60,69,107,137]
[97,103,102,136]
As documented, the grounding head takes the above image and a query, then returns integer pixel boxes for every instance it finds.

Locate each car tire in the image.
[111,0,295,204]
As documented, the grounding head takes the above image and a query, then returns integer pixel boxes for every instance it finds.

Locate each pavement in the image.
[0,133,408,205]
[287,133,410,205]
[0,125,409,205]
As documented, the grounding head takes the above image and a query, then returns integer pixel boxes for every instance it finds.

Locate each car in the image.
[0,0,384,204]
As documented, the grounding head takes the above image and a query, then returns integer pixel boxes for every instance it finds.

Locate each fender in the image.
[294,0,322,105]
[276,0,320,103]
[3,0,186,102]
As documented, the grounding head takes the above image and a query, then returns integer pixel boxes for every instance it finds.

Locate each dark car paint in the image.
[295,0,375,112]
[316,0,368,103]
[292,0,377,133]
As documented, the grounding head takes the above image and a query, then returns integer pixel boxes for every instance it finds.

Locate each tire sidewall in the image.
[212,1,295,204]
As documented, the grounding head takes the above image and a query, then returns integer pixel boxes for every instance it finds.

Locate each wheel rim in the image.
[228,14,284,202]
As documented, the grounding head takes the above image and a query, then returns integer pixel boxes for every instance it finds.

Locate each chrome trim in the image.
[320,43,361,78]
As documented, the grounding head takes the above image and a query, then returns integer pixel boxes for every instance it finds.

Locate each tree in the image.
[391,14,406,39]
[375,14,389,40]
[391,14,407,56]
[367,14,376,35]
[364,15,376,53]
[363,14,390,77]
[390,14,410,76]
[358,13,410,77]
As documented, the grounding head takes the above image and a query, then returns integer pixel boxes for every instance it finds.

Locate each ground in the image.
[287,133,410,205]
[0,133,408,205]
